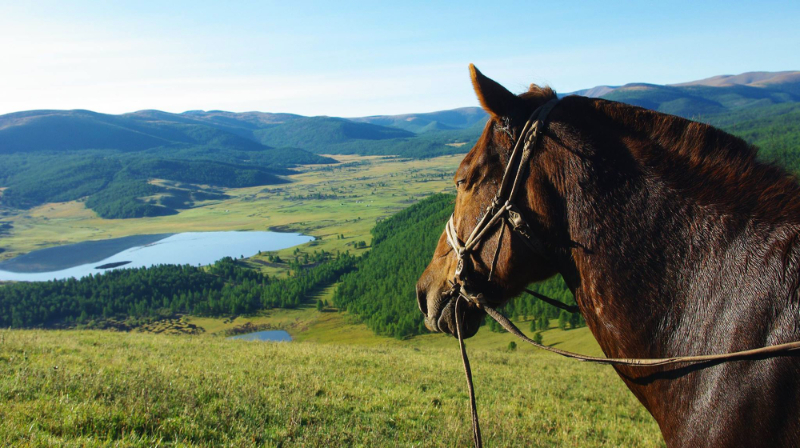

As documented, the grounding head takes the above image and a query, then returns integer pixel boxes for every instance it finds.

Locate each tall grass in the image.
[0,330,663,447]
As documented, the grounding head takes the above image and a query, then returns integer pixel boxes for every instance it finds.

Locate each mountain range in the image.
[3,69,797,160]
[0,70,798,219]
[567,70,800,117]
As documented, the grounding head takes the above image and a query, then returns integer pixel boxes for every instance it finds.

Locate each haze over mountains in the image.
[0,70,798,220]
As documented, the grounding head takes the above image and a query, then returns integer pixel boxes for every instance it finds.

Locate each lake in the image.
[0,231,314,282]
[228,330,292,342]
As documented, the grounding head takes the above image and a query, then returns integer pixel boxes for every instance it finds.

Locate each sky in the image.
[1,0,799,117]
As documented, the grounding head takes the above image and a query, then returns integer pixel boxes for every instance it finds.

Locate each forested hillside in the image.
[0,253,356,329]
[0,109,336,218]
[333,194,579,339]
[0,107,478,218]
[0,153,296,218]
[702,103,800,172]
[349,107,488,133]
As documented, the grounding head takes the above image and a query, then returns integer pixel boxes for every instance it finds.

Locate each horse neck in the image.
[555,169,687,358]
[544,102,798,360]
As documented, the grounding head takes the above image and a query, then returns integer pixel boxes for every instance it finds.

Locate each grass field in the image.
[0,154,461,278]
[0,153,666,446]
[0,329,663,447]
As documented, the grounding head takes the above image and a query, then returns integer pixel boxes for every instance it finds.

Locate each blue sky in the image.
[1,0,798,116]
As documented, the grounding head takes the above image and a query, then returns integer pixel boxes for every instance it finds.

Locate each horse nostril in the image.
[416,283,428,315]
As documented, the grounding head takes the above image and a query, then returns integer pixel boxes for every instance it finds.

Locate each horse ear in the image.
[470,64,523,118]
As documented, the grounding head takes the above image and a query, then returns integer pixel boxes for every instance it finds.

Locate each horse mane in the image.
[585,98,800,223]
[521,84,557,102]
[471,86,800,223]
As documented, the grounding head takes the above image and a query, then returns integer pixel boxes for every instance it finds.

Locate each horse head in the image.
[416,65,566,338]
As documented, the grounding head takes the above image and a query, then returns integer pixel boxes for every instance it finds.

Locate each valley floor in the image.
[0,154,461,279]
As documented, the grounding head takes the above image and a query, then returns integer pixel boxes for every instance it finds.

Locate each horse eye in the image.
[456,179,466,188]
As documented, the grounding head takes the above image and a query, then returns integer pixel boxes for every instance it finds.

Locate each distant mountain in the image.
[0,107,472,159]
[0,109,338,218]
[569,70,800,118]
[564,85,619,98]
[568,70,800,98]
[671,71,800,88]
[0,109,328,165]
[253,116,415,150]
[0,106,478,218]
[0,110,175,153]
[349,107,488,133]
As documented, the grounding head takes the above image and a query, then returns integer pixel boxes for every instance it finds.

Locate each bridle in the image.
[441,97,800,448]
[444,98,559,292]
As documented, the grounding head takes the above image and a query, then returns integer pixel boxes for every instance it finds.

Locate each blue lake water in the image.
[0,231,313,282]
[229,330,292,342]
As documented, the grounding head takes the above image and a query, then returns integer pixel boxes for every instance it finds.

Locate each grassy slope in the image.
[0,329,662,447]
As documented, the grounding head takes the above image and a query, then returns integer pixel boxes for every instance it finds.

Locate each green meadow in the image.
[0,325,663,447]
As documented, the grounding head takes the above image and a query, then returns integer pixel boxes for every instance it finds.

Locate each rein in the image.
[444,98,800,448]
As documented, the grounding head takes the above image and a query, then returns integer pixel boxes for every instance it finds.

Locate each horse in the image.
[416,65,800,447]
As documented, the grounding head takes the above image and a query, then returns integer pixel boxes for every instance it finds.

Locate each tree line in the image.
[0,253,356,329]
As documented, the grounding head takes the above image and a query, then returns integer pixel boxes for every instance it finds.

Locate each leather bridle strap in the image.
[480,301,800,366]
[524,287,579,313]
[455,297,482,448]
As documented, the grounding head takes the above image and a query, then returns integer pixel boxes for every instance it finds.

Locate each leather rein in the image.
[443,98,800,448]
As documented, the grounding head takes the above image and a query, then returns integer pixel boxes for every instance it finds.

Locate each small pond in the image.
[0,231,314,282]
[228,330,292,342]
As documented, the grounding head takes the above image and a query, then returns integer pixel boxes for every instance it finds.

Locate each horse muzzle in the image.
[417,283,485,338]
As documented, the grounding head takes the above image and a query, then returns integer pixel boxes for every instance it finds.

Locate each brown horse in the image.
[416,65,800,447]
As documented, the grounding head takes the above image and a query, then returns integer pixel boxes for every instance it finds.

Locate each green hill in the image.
[702,103,800,173]
[0,151,304,217]
[0,109,340,218]
[0,108,477,219]
[349,107,488,133]
[254,116,415,149]
[0,110,173,153]
[0,110,275,155]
